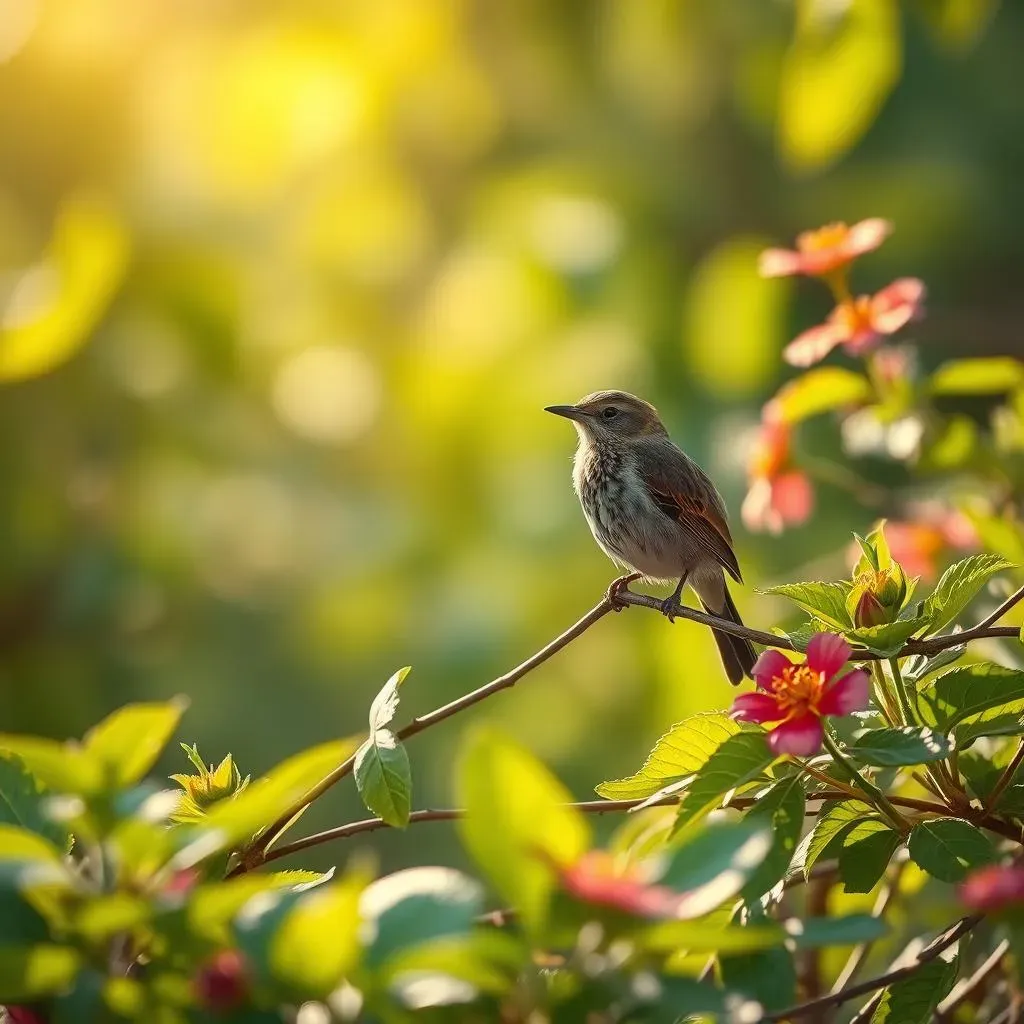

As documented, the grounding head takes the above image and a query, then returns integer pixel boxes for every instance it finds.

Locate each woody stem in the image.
[821,729,909,833]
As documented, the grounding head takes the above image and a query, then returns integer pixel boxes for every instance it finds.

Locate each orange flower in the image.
[784,279,926,368]
[759,219,891,279]
[741,418,814,535]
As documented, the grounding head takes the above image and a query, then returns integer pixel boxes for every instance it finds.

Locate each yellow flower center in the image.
[772,664,825,715]
[834,296,874,334]
[798,222,849,253]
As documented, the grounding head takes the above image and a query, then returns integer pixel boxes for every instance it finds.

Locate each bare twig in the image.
[936,939,1010,1019]
[763,916,982,1021]
[986,739,1024,815]
[977,584,1024,631]
[830,871,899,995]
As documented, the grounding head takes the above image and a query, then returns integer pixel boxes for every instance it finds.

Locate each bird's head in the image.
[545,390,668,444]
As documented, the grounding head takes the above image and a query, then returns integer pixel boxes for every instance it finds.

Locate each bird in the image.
[546,390,757,684]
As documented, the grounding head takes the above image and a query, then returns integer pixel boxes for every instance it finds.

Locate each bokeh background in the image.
[0,0,1019,872]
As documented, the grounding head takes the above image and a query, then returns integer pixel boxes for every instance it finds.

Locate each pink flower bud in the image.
[194,950,248,1011]
[854,590,888,628]
[960,865,1024,912]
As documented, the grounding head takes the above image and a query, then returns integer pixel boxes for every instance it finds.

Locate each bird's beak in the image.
[545,404,587,422]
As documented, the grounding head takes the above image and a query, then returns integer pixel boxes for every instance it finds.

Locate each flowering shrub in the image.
[0,221,1023,1023]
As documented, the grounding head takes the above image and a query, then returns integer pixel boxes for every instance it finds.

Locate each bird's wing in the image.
[641,456,743,583]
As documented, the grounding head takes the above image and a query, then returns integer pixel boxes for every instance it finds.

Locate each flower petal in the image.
[771,472,814,527]
[751,649,795,690]
[731,692,784,724]
[784,323,848,368]
[806,632,852,680]
[767,714,824,757]
[870,277,926,335]
[818,668,871,717]
[758,248,803,278]
[843,218,892,259]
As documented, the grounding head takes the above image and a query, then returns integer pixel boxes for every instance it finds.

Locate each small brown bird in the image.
[546,390,757,684]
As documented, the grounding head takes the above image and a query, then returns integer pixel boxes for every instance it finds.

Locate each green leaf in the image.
[919,663,1024,746]
[785,913,887,948]
[762,581,853,629]
[674,733,775,833]
[773,368,874,424]
[0,824,66,865]
[361,866,483,969]
[0,738,103,796]
[184,738,360,854]
[0,944,81,1002]
[838,819,901,893]
[908,818,997,882]
[849,727,954,766]
[596,713,743,800]
[661,822,772,918]
[870,952,958,1023]
[83,699,188,788]
[720,945,797,1013]
[798,800,873,877]
[641,920,785,955]
[777,0,901,173]
[929,357,1024,395]
[847,617,929,656]
[457,728,589,936]
[741,777,806,899]
[369,666,411,732]
[265,874,365,1000]
[0,754,70,850]
[354,733,411,828]
[922,554,1014,634]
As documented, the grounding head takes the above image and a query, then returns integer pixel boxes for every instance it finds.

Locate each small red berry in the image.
[193,950,249,1011]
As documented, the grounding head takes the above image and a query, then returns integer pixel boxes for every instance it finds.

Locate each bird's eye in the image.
[602,406,619,420]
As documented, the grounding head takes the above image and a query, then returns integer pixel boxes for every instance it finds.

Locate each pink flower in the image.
[194,950,249,1011]
[960,864,1024,912]
[741,419,814,535]
[559,851,684,919]
[852,505,978,581]
[784,279,926,368]
[731,633,870,756]
[759,219,891,279]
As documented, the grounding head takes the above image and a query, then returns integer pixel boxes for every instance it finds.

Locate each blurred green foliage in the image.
[0,0,1020,875]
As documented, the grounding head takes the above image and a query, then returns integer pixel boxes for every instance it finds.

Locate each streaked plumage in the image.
[547,390,756,684]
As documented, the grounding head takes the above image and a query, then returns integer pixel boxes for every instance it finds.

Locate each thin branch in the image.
[986,739,1024,815]
[763,916,982,1021]
[831,872,899,996]
[935,939,1010,1019]
[977,584,1024,631]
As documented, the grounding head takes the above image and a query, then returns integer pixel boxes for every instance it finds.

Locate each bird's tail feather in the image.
[700,584,757,685]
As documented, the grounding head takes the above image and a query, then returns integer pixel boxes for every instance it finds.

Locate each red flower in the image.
[784,279,926,368]
[741,418,814,535]
[4,1008,47,1024]
[559,851,684,919]
[731,633,870,756]
[194,950,249,1011]
[759,219,891,279]
[960,864,1024,912]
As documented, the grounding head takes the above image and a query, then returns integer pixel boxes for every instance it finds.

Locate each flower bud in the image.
[194,950,248,1011]
[960,864,1024,912]
[854,590,888,628]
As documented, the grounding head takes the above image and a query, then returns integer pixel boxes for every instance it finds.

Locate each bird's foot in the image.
[659,595,683,622]
[606,573,642,610]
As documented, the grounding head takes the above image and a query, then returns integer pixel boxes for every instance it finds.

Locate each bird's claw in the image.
[659,596,680,622]
[606,573,642,610]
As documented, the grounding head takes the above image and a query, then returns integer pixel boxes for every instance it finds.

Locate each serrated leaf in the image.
[0,738,103,796]
[762,581,853,629]
[354,731,411,828]
[742,777,806,899]
[847,617,929,656]
[929,357,1024,395]
[904,645,965,684]
[660,822,772,918]
[0,944,81,1002]
[849,727,954,767]
[597,713,743,800]
[368,667,411,732]
[83,699,188,788]
[360,866,483,969]
[838,819,901,893]
[786,913,887,948]
[908,818,997,882]
[0,755,70,850]
[919,664,1024,746]
[922,554,1014,634]
[870,951,958,1023]
[720,945,797,1013]
[798,801,874,878]
[674,733,775,834]
[457,728,589,937]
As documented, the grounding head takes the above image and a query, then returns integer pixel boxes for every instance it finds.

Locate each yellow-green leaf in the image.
[773,367,873,424]
[84,699,188,788]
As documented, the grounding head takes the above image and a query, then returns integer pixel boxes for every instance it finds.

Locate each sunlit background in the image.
[0,0,1018,872]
